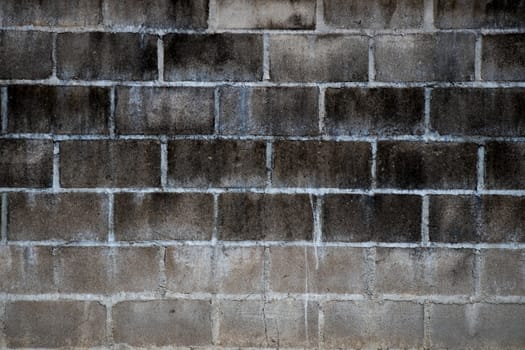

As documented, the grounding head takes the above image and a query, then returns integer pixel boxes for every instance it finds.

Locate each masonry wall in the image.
[0,0,525,349]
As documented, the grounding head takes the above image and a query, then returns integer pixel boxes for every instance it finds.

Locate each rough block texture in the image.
[323,301,424,349]
[323,0,425,29]
[216,0,315,29]
[377,141,478,189]
[325,87,425,136]
[219,86,319,135]
[57,32,158,80]
[431,303,525,349]
[8,85,110,134]
[429,195,525,243]
[0,31,52,79]
[481,249,525,296]
[112,300,212,347]
[218,193,313,240]
[60,140,160,187]
[273,141,371,188]
[218,299,318,348]
[270,246,365,293]
[435,0,525,29]
[0,246,162,294]
[0,139,53,187]
[114,192,214,241]
[430,88,525,136]
[375,248,475,295]
[164,34,263,81]
[7,192,108,241]
[168,140,266,187]
[375,33,476,81]
[485,142,525,189]
[164,245,265,294]
[5,301,106,348]
[482,34,525,81]
[105,0,209,29]
[0,0,102,27]
[115,86,215,135]
[269,35,368,82]
[2,1,525,349]
[323,194,421,242]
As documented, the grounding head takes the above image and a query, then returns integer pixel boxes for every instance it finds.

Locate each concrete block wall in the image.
[0,0,524,348]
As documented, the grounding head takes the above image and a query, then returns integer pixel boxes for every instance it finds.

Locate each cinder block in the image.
[57,32,157,80]
[164,246,265,294]
[164,34,263,81]
[215,246,265,294]
[113,300,212,347]
[105,0,208,29]
[60,140,160,188]
[323,300,424,349]
[218,193,314,240]
[8,192,108,241]
[269,35,368,82]
[0,0,102,26]
[325,88,425,136]
[375,33,476,82]
[431,88,525,136]
[480,196,525,242]
[269,246,365,294]
[482,34,525,81]
[272,141,371,188]
[481,249,525,296]
[485,142,525,189]
[5,301,105,348]
[323,194,421,242]
[375,248,474,295]
[435,0,525,29]
[0,31,52,79]
[56,247,161,293]
[219,86,319,136]
[8,85,110,134]
[0,139,53,188]
[114,193,214,241]
[429,195,479,243]
[218,299,318,348]
[0,247,145,295]
[0,246,56,293]
[167,140,266,187]
[376,141,478,189]
[216,0,315,29]
[430,195,525,243]
[165,245,214,293]
[115,86,215,135]
[323,0,424,29]
[431,303,525,349]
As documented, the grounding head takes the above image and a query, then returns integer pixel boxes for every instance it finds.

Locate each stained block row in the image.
[2,31,524,81]
[2,0,524,30]
[2,139,525,189]
[4,85,525,137]
[4,192,525,243]
[3,246,523,295]
[3,299,524,348]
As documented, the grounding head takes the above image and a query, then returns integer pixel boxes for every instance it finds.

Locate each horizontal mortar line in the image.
[2,187,525,197]
[2,133,525,143]
[6,240,525,250]
[1,25,525,35]
[1,292,523,304]
[1,79,525,88]
[380,294,525,304]
[0,347,311,350]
